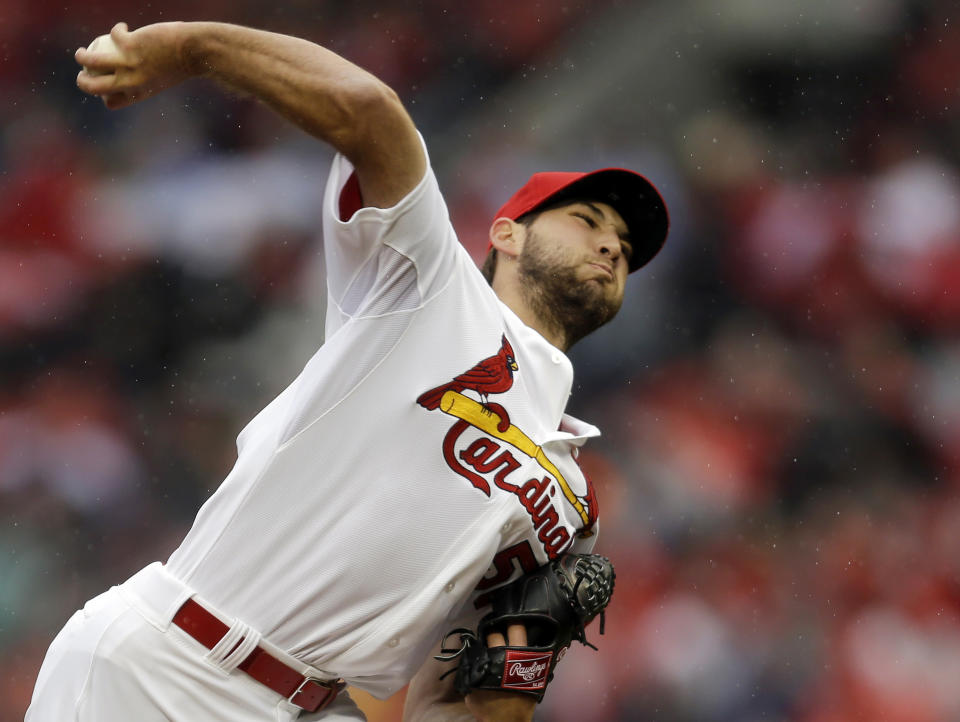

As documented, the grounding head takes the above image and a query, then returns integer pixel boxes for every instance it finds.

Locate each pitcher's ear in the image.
[489,217,524,259]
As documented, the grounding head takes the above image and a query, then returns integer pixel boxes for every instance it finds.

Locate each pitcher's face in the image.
[517,201,631,345]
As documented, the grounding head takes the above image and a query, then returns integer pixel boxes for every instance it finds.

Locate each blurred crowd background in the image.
[2,0,959,720]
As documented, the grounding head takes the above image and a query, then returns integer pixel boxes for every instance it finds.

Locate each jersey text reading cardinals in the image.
[418,336,598,560]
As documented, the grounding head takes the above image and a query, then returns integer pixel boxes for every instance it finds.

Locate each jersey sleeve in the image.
[320,134,463,330]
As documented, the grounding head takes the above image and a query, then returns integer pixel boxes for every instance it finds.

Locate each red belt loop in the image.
[172,598,344,712]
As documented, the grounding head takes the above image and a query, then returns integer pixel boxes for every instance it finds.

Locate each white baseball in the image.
[84,34,121,76]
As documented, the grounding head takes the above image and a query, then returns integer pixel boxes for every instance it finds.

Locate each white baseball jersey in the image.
[164,136,600,698]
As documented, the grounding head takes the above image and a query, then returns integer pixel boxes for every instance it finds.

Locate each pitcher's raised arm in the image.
[75,21,424,209]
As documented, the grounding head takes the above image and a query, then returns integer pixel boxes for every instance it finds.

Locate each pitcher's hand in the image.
[76,22,193,109]
[464,624,536,722]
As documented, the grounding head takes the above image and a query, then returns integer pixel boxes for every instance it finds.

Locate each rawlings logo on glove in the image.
[503,651,552,688]
[436,553,615,702]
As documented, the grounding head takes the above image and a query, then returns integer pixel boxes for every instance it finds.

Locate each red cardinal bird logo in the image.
[417,335,518,410]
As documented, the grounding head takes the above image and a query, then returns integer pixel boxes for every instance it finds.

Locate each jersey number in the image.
[473,541,537,609]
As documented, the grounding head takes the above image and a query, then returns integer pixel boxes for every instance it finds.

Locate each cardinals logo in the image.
[418,335,597,555]
[417,335,518,410]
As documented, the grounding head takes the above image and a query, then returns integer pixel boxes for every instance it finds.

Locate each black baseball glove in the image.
[436,553,615,702]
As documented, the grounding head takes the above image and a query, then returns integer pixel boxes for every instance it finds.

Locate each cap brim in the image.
[533,169,670,272]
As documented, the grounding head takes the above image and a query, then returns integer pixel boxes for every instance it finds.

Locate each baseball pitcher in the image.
[27,20,668,721]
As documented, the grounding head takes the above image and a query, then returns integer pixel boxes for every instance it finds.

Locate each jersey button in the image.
[388,638,399,648]
[551,352,563,364]
[501,522,511,532]
[444,582,455,593]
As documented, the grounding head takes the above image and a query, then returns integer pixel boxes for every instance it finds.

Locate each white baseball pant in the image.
[26,563,365,721]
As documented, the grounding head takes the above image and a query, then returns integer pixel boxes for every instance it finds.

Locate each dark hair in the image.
[481,247,498,285]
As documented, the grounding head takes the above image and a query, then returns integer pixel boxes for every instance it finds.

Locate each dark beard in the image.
[517,229,623,349]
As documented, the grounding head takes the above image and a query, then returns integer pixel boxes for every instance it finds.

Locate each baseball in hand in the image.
[84,34,121,76]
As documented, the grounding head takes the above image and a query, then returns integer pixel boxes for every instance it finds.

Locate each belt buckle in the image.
[289,676,344,713]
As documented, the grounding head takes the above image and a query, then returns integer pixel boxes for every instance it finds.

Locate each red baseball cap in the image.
[492,168,670,272]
